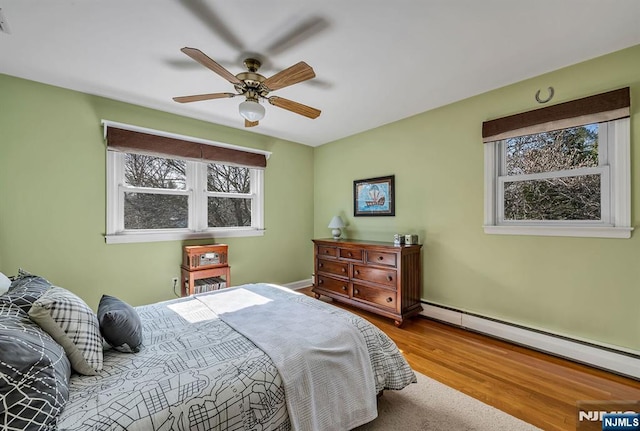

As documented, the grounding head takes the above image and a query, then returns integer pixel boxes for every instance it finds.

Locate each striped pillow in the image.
[29,287,103,375]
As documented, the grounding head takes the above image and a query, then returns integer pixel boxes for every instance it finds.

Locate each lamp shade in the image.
[328,215,345,240]
[239,100,265,122]
[328,216,345,228]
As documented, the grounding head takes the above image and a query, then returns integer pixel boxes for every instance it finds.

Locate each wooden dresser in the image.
[312,238,422,327]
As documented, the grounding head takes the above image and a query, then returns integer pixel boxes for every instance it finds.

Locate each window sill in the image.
[105,228,265,244]
[483,225,633,239]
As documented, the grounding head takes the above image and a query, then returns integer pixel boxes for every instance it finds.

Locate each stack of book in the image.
[192,277,227,294]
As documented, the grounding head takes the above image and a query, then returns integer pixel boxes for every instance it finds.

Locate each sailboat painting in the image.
[353,175,395,216]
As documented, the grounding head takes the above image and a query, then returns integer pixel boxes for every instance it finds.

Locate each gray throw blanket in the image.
[197,283,378,431]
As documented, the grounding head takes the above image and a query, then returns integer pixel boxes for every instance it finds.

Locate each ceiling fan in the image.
[173,47,321,127]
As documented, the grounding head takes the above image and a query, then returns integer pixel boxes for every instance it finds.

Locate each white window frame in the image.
[483,118,632,238]
[106,152,265,244]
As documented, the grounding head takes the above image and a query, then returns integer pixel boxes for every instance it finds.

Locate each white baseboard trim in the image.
[420,302,640,380]
[282,278,313,290]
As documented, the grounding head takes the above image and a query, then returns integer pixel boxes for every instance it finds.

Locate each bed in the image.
[0,273,416,431]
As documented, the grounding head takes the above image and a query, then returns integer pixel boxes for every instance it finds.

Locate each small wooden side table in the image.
[181,244,230,296]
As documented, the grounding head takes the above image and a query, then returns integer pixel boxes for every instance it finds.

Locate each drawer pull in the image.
[319,279,324,284]
[342,286,347,291]
[378,256,384,261]
[355,270,360,275]
[319,263,323,268]
[347,252,352,257]
[354,289,359,295]
[341,268,346,273]
[325,250,330,254]
[386,297,393,303]
[387,275,393,282]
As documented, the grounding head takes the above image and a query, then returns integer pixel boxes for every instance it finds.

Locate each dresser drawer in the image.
[317,259,348,277]
[353,284,397,311]
[366,251,397,267]
[338,247,363,261]
[353,265,397,288]
[317,246,337,258]
[316,275,350,297]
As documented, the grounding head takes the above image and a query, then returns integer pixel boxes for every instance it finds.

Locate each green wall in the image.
[313,44,640,351]
[2,44,640,352]
[0,74,314,309]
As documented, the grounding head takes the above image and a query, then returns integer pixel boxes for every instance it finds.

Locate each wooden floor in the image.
[299,287,640,430]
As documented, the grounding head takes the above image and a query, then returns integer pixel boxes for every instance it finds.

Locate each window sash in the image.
[206,192,254,199]
[498,123,607,176]
[119,185,191,196]
[497,167,610,225]
[498,166,604,183]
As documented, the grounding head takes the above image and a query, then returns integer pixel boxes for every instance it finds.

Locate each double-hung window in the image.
[483,88,631,238]
[103,121,269,244]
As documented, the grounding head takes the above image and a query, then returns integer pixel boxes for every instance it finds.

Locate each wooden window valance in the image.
[103,121,270,168]
[482,87,630,143]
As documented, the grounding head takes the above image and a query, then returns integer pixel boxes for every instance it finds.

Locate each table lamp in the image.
[328,216,346,239]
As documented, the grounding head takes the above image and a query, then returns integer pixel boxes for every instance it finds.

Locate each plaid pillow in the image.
[29,287,103,375]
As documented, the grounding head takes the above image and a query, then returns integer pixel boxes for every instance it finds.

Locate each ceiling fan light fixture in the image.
[239,99,265,122]
[174,48,320,124]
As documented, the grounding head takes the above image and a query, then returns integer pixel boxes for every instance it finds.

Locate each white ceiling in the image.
[1,1,640,147]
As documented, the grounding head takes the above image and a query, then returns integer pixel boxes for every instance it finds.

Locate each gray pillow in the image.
[0,302,71,430]
[0,271,53,314]
[98,294,143,353]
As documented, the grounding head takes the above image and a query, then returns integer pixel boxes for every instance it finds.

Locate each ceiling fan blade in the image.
[265,16,330,56]
[245,119,259,128]
[263,62,315,91]
[180,47,242,85]
[269,96,321,119]
[178,0,244,52]
[173,92,236,103]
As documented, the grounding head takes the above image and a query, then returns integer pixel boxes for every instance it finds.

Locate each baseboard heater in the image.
[420,301,640,380]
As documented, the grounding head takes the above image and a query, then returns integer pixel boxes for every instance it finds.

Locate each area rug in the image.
[354,371,541,431]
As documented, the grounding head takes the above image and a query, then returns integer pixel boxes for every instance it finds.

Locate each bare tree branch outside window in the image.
[124,154,186,189]
[123,154,188,229]
[207,163,251,227]
[121,155,254,230]
[503,125,600,221]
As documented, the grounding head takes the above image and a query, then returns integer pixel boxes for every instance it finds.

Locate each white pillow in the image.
[0,272,11,294]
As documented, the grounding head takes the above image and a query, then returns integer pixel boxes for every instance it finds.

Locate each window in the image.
[103,121,269,244]
[483,88,631,238]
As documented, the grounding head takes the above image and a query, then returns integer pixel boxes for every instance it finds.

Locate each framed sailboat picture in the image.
[353,175,395,216]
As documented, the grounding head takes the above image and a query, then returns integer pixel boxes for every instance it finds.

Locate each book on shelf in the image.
[192,277,227,294]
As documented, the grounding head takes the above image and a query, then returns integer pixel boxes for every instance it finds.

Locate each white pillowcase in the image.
[0,272,11,294]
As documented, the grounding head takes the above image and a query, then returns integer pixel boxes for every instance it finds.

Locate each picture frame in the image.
[353,175,395,217]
